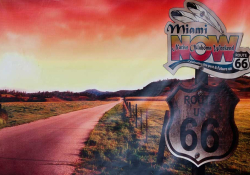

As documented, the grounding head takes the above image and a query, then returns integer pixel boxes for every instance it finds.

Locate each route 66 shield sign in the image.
[165,81,239,167]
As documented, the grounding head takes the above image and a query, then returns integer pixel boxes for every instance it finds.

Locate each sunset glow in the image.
[0,0,250,92]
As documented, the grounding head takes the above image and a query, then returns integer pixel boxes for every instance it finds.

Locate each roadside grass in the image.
[130,100,250,174]
[0,101,112,129]
[74,104,175,175]
[75,100,250,175]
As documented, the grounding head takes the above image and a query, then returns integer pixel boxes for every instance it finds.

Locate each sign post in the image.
[165,78,239,167]
[164,0,250,79]
[193,69,207,175]
[162,0,250,173]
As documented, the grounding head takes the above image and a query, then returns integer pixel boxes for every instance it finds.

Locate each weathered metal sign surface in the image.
[163,0,250,79]
[165,82,239,167]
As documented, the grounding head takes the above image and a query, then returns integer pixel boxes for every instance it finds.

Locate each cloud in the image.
[0,32,41,55]
[0,0,172,40]
[0,0,248,43]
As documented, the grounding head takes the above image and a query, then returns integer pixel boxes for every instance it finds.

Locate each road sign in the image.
[165,81,239,167]
[163,0,250,79]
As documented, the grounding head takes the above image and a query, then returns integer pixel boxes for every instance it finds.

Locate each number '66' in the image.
[180,118,219,153]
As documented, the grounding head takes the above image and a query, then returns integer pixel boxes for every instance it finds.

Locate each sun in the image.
[0,53,41,91]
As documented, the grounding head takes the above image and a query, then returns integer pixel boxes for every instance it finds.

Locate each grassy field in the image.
[75,99,250,174]
[0,101,112,129]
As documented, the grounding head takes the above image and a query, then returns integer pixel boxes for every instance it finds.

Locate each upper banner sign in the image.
[163,0,250,79]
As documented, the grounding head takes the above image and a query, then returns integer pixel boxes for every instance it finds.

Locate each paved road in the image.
[0,101,121,175]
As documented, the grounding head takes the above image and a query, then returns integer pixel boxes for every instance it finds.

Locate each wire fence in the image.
[123,98,150,142]
[123,97,169,165]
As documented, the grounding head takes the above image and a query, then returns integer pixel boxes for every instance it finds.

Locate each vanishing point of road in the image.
[0,100,121,175]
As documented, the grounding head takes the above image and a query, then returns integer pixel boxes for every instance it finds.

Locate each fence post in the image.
[146,110,148,143]
[135,104,137,128]
[129,102,131,117]
[132,105,134,117]
[156,110,169,165]
[123,101,125,114]
[141,110,143,132]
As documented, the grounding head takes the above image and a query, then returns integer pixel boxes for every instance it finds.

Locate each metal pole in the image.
[195,69,208,85]
[192,69,208,175]
[156,110,169,165]
[192,164,205,175]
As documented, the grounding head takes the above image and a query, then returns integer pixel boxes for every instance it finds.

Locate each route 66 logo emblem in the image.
[233,52,250,71]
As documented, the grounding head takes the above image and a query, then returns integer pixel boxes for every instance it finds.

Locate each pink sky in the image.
[0,0,249,92]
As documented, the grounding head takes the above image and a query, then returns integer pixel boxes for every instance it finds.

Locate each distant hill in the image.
[130,79,178,97]
[82,89,135,98]
[0,76,250,102]
[130,76,250,98]
[84,89,110,96]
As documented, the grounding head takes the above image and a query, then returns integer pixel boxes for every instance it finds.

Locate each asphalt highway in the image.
[0,100,121,175]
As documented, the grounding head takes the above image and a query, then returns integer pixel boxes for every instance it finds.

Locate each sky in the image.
[0,0,250,92]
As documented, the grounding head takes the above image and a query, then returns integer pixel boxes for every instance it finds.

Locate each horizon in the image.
[1,75,250,94]
[0,0,250,92]
[0,77,187,93]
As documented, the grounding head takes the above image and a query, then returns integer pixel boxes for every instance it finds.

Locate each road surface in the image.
[0,100,121,175]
